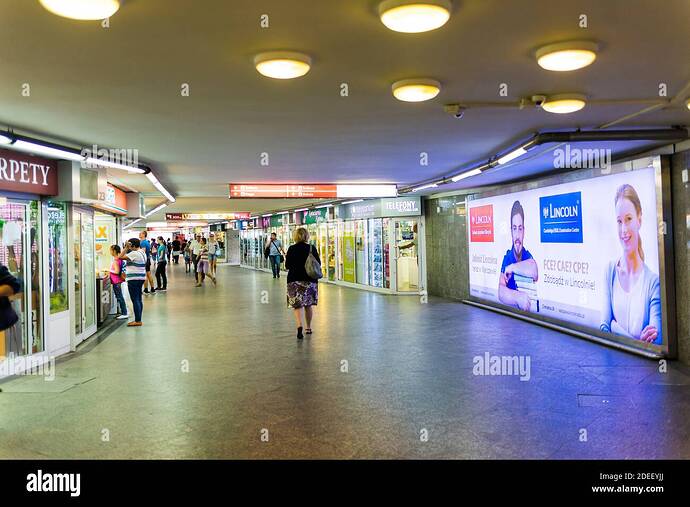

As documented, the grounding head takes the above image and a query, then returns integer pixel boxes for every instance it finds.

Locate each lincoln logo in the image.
[545,202,579,219]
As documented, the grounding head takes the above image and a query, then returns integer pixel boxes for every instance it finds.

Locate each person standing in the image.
[109,245,129,320]
[208,233,219,279]
[155,236,168,292]
[120,238,147,327]
[183,240,192,274]
[195,237,215,287]
[190,234,202,275]
[0,262,21,332]
[166,239,172,262]
[172,236,181,264]
[285,227,320,339]
[265,232,285,279]
[139,231,156,296]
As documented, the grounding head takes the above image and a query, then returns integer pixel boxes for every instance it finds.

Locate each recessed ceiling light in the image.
[686,98,690,110]
[392,79,441,102]
[541,94,587,114]
[536,41,599,71]
[39,0,121,20]
[254,52,312,79]
[379,0,452,33]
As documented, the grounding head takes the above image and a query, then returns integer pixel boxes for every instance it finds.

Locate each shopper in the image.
[285,227,320,339]
[0,262,21,332]
[166,239,172,262]
[139,231,156,296]
[208,233,219,278]
[155,236,168,292]
[109,245,129,320]
[183,241,192,273]
[190,234,201,275]
[265,232,285,279]
[120,238,147,327]
[172,237,181,264]
[195,237,215,287]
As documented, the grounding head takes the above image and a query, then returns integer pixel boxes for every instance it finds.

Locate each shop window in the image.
[47,202,68,314]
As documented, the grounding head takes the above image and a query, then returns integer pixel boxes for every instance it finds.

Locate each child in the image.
[110,245,129,319]
[184,242,192,273]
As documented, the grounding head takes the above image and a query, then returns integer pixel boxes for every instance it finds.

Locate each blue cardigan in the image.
[600,260,662,345]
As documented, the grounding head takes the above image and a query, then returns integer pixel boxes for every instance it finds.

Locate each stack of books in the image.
[513,274,539,313]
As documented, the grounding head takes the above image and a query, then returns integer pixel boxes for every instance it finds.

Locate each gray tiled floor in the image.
[1,263,689,459]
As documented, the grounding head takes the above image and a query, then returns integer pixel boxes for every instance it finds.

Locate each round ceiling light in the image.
[686,98,690,110]
[392,78,441,102]
[39,0,121,20]
[379,0,452,33]
[254,51,312,79]
[541,94,587,114]
[536,41,599,71]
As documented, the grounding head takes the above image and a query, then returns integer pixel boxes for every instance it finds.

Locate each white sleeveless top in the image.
[611,265,646,338]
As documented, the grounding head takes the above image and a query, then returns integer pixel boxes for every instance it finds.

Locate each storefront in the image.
[239,197,426,294]
[0,148,63,376]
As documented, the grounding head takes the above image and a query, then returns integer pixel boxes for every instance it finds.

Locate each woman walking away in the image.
[120,238,147,327]
[196,237,216,287]
[285,227,321,339]
[155,236,168,292]
[110,245,129,320]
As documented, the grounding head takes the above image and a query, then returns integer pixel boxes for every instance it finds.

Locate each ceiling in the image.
[1,0,689,222]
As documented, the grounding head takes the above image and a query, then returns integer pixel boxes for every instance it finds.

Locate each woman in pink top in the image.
[110,245,129,319]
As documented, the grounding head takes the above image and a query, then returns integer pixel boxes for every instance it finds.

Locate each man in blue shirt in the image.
[498,200,538,312]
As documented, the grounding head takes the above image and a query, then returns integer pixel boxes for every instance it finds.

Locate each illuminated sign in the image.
[165,212,251,221]
[229,184,397,199]
[0,148,58,196]
[94,183,128,215]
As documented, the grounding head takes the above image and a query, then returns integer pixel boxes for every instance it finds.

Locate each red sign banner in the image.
[165,212,251,221]
[229,184,338,199]
[469,204,494,242]
[0,148,58,196]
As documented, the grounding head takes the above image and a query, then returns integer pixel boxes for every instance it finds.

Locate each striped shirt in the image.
[124,250,147,281]
[199,246,209,262]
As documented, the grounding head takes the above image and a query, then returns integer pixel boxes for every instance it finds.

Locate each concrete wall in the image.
[424,194,469,300]
[424,150,690,365]
[671,150,690,364]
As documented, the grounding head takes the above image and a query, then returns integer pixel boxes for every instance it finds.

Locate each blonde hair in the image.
[293,227,309,243]
[615,184,644,261]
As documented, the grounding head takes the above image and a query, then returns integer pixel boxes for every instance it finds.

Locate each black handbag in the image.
[0,265,21,332]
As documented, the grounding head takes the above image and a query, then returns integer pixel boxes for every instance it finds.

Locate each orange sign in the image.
[229,184,338,199]
[94,183,128,215]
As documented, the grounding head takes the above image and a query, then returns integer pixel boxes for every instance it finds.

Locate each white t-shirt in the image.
[191,240,201,255]
[611,267,645,338]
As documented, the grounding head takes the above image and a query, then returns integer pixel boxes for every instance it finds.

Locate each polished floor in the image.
[1,263,690,459]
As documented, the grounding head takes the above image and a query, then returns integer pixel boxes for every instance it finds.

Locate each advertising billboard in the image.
[467,161,669,355]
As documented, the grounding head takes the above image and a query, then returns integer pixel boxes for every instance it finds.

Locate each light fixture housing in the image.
[411,183,439,192]
[254,51,312,79]
[39,0,121,20]
[85,156,146,174]
[541,94,587,114]
[145,203,168,218]
[146,172,176,203]
[379,0,452,33]
[686,98,690,110]
[0,132,13,145]
[536,41,599,72]
[392,78,441,102]
[497,147,528,165]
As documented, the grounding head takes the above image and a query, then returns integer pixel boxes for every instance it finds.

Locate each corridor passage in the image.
[1,263,689,459]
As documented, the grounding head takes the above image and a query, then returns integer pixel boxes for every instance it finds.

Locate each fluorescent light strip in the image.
[315,204,333,209]
[294,208,309,212]
[85,157,146,174]
[0,133,13,145]
[146,172,176,202]
[123,218,143,230]
[451,168,483,182]
[341,199,364,205]
[411,183,438,192]
[261,214,273,217]
[145,203,168,218]
[497,147,527,165]
[12,139,85,162]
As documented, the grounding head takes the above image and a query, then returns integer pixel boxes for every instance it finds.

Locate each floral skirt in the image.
[287,281,318,309]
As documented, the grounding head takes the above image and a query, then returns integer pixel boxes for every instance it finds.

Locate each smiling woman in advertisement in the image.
[600,184,662,344]
[498,200,539,312]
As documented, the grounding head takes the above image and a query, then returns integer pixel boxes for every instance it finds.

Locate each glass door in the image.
[73,208,96,344]
[0,200,43,359]
[390,219,420,292]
